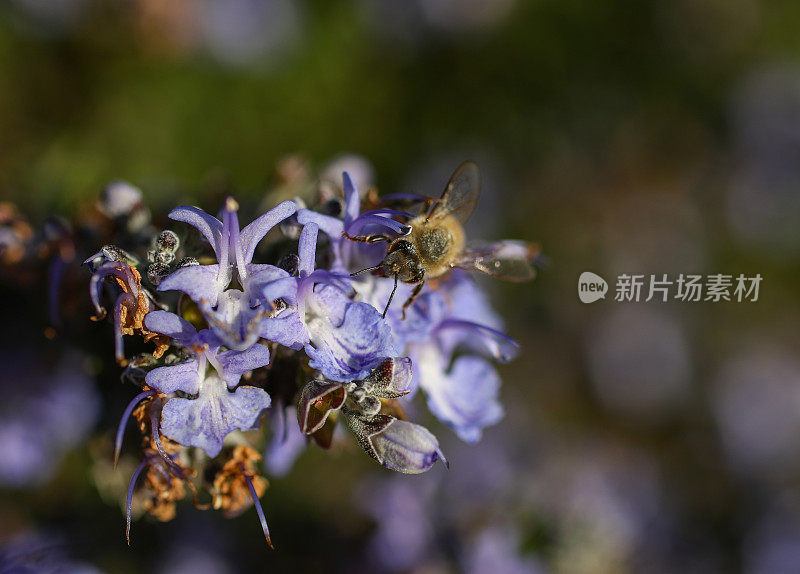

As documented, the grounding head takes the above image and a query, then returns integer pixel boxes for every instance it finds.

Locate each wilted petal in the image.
[143,310,199,347]
[159,264,226,306]
[346,412,444,474]
[306,302,396,382]
[160,377,270,458]
[145,359,202,395]
[296,380,347,434]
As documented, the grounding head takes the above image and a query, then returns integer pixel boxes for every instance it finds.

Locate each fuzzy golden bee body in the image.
[346,161,537,317]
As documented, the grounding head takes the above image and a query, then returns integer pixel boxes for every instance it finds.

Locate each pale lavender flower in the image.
[143,310,271,457]
[355,269,515,442]
[159,197,296,350]
[260,222,397,382]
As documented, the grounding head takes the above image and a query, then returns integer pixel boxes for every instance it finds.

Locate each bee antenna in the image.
[350,264,381,277]
[383,274,399,319]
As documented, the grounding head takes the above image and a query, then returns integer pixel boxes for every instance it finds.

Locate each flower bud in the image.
[345,411,446,474]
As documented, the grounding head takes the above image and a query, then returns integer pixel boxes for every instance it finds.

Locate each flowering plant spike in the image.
[84,162,539,545]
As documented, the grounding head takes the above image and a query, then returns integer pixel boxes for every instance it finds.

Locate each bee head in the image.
[383,239,425,283]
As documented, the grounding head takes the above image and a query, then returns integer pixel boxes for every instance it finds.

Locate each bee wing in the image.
[425,161,480,224]
[454,240,538,282]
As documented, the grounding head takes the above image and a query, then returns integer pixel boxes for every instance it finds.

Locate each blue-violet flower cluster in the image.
[84,163,538,546]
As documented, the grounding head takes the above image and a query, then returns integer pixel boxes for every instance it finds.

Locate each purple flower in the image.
[159,197,296,350]
[415,352,503,443]
[260,222,397,382]
[360,478,437,571]
[356,270,514,442]
[143,310,271,457]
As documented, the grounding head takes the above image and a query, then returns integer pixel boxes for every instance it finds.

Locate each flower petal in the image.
[245,264,290,304]
[160,378,270,458]
[419,354,504,444]
[260,309,309,350]
[159,264,225,306]
[342,171,361,224]
[298,222,318,277]
[168,206,224,259]
[437,319,519,363]
[306,302,396,382]
[260,276,299,307]
[296,209,343,241]
[201,289,265,351]
[145,359,201,395]
[264,406,307,478]
[240,200,298,263]
[346,211,408,235]
[218,344,271,388]
[143,310,199,347]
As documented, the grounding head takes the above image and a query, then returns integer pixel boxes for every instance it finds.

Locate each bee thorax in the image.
[416,226,453,263]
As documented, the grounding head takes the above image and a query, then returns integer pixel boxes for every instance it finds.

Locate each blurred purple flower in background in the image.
[0,350,99,488]
[0,531,103,574]
[712,343,800,479]
[585,306,691,421]
[358,424,541,573]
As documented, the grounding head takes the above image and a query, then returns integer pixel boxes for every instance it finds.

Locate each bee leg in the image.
[401,281,425,320]
[342,231,391,244]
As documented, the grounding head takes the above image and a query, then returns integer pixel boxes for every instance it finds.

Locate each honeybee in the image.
[345,161,538,317]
